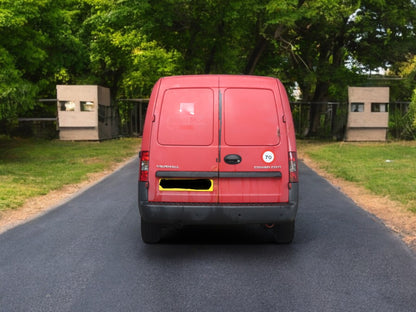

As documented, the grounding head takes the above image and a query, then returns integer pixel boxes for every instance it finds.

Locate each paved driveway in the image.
[0,160,415,311]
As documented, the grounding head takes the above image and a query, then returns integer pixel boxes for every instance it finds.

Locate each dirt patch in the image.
[300,152,416,251]
[0,157,137,234]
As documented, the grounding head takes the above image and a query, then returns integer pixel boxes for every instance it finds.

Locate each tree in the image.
[391,54,416,101]
[248,0,416,136]
[408,89,416,139]
[1,0,416,137]
[77,0,182,98]
[0,47,37,131]
[140,0,267,75]
[0,0,87,126]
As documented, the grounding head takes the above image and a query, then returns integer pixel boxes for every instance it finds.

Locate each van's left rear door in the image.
[148,77,219,203]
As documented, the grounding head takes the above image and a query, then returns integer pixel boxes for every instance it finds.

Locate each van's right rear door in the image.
[218,76,290,204]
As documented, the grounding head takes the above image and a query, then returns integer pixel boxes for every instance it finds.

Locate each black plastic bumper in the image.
[138,182,299,225]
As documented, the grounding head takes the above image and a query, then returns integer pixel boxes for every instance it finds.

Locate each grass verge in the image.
[298,140,416,213]
[0,137,141,211]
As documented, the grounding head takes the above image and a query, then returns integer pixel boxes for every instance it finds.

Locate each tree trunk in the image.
[244,37,268,75]
[244,25,285,75]
[204,21,225,74]
[307,81,329,137]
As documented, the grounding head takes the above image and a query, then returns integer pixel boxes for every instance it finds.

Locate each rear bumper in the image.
[139,183,298,225]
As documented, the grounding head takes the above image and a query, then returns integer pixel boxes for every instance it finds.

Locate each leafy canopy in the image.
[1,0,416,132]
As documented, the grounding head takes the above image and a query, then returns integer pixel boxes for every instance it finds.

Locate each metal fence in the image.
[290,102,348,140]
[13,100,413,140]
[117,99,149,137]
[291,101,412,140]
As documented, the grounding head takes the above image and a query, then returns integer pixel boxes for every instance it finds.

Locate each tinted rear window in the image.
[158,88,214,146]
[224,88,280,146]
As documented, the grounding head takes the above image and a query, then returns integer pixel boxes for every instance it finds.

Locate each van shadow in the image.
[138,224,299,264]
[158,224,278,245]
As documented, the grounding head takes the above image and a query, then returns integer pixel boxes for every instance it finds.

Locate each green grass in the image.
[298,140,416,213]
[0,137,141,211]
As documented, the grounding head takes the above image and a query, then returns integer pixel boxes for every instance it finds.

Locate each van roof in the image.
[157,75,281,89]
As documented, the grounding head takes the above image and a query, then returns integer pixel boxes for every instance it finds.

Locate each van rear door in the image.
[148,77,219,203]
[219,77,289,203]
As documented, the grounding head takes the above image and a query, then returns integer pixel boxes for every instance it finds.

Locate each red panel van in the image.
[138,75,299,243]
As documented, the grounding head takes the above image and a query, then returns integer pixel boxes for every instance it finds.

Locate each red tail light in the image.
[289,151,298,183]
[139,151,149,182]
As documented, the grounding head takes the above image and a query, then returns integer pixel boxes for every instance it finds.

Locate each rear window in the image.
[224,88,280,146]
[158,88,214,146]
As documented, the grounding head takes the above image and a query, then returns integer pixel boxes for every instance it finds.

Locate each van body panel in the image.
[157,88,215,146]
[218,77,289,203]
[277,79,297,152]
[139,75,298,231]
[147,76,219,203]
[222,88,280,146]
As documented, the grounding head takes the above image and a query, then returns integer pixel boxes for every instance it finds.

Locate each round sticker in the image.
[262,151,275,163]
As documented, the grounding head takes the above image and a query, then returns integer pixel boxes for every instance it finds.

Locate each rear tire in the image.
[272,221,295,244]
[141,218,161,244]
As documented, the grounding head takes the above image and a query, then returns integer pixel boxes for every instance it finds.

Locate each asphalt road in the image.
[1,159,416,312]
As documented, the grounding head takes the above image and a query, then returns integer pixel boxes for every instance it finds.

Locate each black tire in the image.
[272,221,295,244]
[141,218,162,244]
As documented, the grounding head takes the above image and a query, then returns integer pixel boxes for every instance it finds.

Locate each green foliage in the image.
[388,102,416,140]
[0,0,87,124]
[1,0,416,135]
[260,0,416,135]
[139,0,265,74]
[0,48,38,130]
[392,55,416,101]
[77,0,182,98]
[121,36,182,98]
[409,89,416,131]
[348,0,416,69]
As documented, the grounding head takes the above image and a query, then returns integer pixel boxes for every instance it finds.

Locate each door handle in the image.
[224,154,242,165]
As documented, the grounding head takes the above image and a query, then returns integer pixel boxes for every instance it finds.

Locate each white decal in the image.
[156,165,179,169]
[254,165,281,169]
[262,151,275,164]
